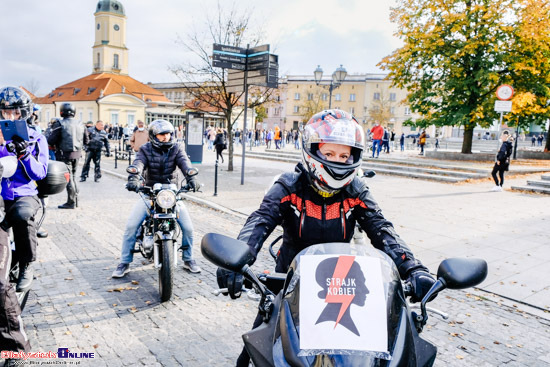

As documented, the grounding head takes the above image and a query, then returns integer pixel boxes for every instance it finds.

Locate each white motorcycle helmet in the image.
[301,109,365,194]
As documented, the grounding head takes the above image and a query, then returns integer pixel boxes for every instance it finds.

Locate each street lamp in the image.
[314,64,347,109]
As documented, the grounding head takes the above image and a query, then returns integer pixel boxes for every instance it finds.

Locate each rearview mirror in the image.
[362,170,376,178]
[126,165,139,174]
[201,233,255,272]
[437,258,488,289]
[186,168,199,177]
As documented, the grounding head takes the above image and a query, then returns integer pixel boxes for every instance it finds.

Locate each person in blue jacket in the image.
[0,86,48,291]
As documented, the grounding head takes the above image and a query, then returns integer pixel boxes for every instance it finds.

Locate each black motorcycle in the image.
[201,233,488,366]
[8,160,69,310]
[126,165,199,302]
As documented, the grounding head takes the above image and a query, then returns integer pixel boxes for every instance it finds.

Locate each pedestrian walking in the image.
[435,137,440,150]
[491,130,514,191]
[47,102,88,209]
[370,121,383,158]
[538,134,544,147]
[213,128,226,163]
[266,129,273,149]
[531,135,536,146]
[382,128,390,154]
[129,120,148,152]
[400,133,405,151]
[80,120,110,183]
[390,129,396,151]
[418,130,427,155]
[274,126,281,149]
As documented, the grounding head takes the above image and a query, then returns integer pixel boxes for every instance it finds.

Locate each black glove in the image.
[105,151,111,157]
[216,267,244,299]
[407,270,436,303]
[125,178,142,192]
[187,176,199,192]
[8,135,29,159]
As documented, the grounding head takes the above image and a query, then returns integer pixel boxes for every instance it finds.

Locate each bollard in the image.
[114,147,118,169]
[118,139,121,151]
[128,150,132,166]
[214,159,218,196]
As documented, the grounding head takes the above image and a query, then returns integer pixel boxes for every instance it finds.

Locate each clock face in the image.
[114,24,120,31]
[496,85,514,100]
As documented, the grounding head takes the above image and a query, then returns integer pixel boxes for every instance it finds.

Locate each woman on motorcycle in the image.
[222,109,436,367]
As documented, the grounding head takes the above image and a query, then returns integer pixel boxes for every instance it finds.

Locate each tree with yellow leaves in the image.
[379,0,550,153]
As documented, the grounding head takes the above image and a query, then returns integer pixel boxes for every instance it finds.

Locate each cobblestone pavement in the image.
[8,156,550,366]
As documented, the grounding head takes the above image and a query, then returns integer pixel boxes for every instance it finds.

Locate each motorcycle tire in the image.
[158,239,174,302]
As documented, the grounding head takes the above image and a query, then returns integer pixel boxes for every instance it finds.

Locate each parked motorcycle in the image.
[201,233,488,366]
[126,165,199,302]
[8,160,69,310]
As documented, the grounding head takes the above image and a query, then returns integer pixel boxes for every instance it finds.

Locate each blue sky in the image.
[0,0,400,96]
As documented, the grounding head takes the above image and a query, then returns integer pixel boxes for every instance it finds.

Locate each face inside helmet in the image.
[149,119,175,149]
[301,110,365,193]
[0,86,33,121]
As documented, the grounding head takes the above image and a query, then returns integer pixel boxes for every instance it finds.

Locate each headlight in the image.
[156,190,176,209]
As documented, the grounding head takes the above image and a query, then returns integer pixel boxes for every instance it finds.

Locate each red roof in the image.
[34,73,170,104]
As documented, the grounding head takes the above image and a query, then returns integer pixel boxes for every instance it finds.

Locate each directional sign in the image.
[494,100,512,112]
[248,61,278,71]
[213,44,247,55]
[226,78,245,87]
[213,60,245,70]
[247,44,269,55]
[213,53,246,64]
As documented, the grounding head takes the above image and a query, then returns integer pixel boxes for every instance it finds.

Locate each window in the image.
[349,93,356,102]
[111,112,119,126]
[390,93,396,101]
[294,93,300,100]
[350,107,355,114]
[127,113,135,127]
[113,54,119,69]
[175,92,182,100]
[89,112,93,121]
[404,107,411,115]
[79,112,83,121]
[293,106,300,113]
[390,107,396,115]
[307,93,313,101]
[334,93,341,101]
[321,93,328,101]
[373,92,380,100]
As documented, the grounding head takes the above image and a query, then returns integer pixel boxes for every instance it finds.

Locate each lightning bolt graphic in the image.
[324,255,355,329]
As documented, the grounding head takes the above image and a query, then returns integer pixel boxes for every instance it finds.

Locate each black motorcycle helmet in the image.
[149,119,175,150]
[60,103,76,118]
[0,86,33,121]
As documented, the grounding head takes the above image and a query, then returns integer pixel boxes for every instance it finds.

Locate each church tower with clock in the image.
[93,0,129,75]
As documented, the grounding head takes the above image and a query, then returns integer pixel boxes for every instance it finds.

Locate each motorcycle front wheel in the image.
[158,239,174,302]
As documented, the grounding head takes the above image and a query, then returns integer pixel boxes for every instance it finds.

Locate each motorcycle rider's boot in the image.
[16,262,34,292]
[79,177,86,182]
[37,229,49,238]
[183,260,201,273]
[58,202,76,209]
[112,263,130,278]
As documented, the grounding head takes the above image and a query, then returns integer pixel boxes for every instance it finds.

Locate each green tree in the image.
[380,0,533,153]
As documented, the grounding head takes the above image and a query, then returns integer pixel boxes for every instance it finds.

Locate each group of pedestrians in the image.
[531,134,545,147]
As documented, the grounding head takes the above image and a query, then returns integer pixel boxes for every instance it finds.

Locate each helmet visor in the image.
[303,113,365,150]
[1,107,30,121]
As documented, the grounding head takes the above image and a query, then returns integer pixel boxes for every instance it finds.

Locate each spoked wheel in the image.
[158,239,174,302]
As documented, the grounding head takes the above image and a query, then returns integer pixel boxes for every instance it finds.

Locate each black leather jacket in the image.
[131,141,193,187]
[47,118,88,160]
[496,141,513,164]
[238,163,427,277]
[86,127,110,153]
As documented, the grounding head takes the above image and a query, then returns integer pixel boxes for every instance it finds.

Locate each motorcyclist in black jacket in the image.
[112,120,201,278]
[80,120,110,183]
[222,110,436,367]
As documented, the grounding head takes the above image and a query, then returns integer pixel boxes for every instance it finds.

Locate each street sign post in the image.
[494,100,512,112]
[211,43,279,184]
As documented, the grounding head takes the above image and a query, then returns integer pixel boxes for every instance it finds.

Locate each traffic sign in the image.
[496,85,514,101]
[494,100,512,112]
[226,85,245,93]
[226,78,245,87]
[247,44,269,55]
[248,61,278,71]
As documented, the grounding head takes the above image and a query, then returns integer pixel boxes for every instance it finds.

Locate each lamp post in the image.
[314,64,347,109]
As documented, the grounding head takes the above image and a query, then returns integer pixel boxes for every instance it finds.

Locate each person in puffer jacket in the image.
[112,120,201,278]
[220,109,436,367]
[491,130,514,192]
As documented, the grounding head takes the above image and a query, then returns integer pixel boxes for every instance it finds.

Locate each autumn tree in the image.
[298,88,328,122]
[379,0,550,154]
[170,2,276,170]
[367,90,395,127]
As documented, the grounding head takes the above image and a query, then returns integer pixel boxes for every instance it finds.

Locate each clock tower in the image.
[92,0,129,75]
